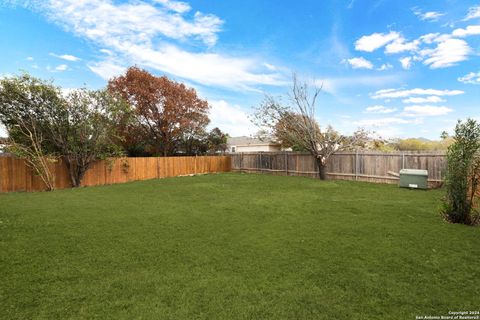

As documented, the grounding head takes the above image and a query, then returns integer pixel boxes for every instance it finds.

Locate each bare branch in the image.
[252,74,368,179]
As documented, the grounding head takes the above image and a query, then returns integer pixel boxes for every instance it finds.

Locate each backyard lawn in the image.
[1,173,479,319]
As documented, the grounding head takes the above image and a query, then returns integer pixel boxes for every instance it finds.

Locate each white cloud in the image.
[354,117,420,127]
[152,0,191,13]
[99,49,113,56]
[208,100,255,136]
[87,60,126,80]
[353,25,475,70]
[55,64,68,71]
[402,105,453,117]
[39,0,224,47]
[345,57,374,69]
[263,63,277,71]
[319,74,405,95]
[124,44,286,89]
[463,5,480,21]
[421,38,471,69]
[430,33,452,42]
[399,57,412,69]
[354,31,400,52]
[364,105,397,114]
[419,33,440,44]
[50,53,81,61]
[372,127,405,138]
[17,0,284,90]
[385,38,419,54]
[402,96,445,104]
[26,56,34,61]
[458,71,480,84]
[452,25,480,37]
[413,9,445,22]
[377,63,393,71]
[371,88,464,99]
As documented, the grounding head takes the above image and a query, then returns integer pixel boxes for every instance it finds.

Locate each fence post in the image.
[194,154,197,175]
[285,151,288,176]
[240,152,244,171]
[355,149,358,181]
[402,152,405,169]
[259,152,263,173]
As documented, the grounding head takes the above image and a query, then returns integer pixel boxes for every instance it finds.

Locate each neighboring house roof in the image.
[227,136,279,146]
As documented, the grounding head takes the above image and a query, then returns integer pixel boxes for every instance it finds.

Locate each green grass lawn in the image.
[1,173,479,319]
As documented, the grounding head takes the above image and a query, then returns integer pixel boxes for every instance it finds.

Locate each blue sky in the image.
[0,0,479,139]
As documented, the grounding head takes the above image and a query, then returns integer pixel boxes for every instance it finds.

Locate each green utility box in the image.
[399,169,428,189]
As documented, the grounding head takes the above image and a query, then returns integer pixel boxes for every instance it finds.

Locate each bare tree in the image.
[253,74,367,179]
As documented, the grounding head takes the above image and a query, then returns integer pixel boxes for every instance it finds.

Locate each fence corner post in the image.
[285,150,288,176]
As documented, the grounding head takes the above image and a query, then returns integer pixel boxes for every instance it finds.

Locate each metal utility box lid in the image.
[399,169,428,189]
[399,169,428,176]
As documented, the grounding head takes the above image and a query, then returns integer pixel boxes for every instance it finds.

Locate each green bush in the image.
[442,119,480,225]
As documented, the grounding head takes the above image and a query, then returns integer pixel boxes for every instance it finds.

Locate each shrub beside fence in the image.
[231,151,447,187]
[0,156,231,193]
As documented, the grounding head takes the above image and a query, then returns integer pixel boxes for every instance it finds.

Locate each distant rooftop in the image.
[227,136,278,146]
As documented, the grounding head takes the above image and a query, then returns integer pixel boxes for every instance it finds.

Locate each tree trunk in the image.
[318,163,327,180]
[76,167,87,187]
[315,156,327,180]
[66,161,80,187]
[64,158,86,188]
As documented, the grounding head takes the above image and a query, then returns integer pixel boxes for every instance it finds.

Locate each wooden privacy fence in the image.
[231,151,447,187]
[0,156,231,193]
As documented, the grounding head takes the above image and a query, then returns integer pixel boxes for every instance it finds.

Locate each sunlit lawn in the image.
[1,173,479,319]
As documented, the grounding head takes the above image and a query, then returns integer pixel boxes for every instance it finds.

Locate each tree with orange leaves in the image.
[108,67,210,156]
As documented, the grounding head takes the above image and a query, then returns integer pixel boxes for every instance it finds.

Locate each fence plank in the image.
[0,156,231,193]
[231,151,446,187]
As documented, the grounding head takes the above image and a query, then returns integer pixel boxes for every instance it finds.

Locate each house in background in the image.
[227,136,283,153]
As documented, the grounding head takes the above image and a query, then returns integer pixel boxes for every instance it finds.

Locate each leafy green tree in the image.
[440,131,449,140]
[0,73,131,188]
[0,74,63,190]
[180,128,208,155]
[442,119,480,225]
[206,127,228,154]
[49,89,130,187]
[178,127,228,155]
